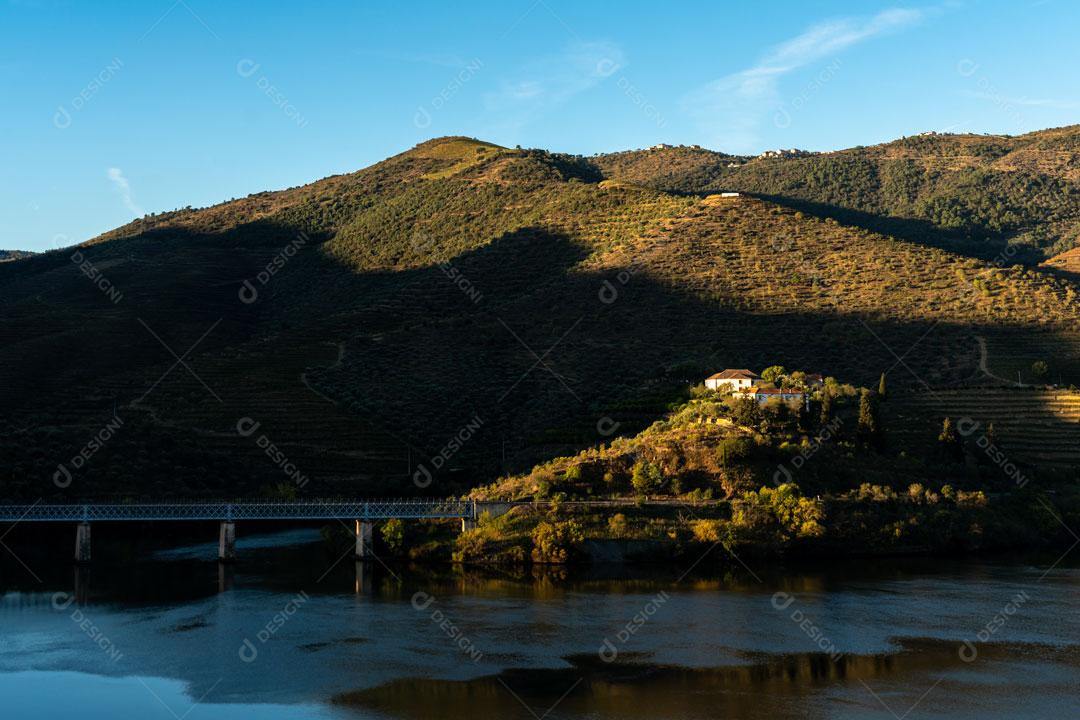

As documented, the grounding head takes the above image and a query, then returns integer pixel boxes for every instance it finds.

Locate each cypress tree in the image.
[798,397,813,433]
[939,417,956,443]
[857,389,879,446]
[938,417,961,459]
[819,390,833,428]
[878,372,887,400]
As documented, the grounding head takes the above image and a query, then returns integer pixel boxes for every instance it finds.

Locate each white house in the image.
[736,387,806,405]
[705,369,761,392]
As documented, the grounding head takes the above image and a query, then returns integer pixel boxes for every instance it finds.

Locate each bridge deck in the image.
[0,499,475,522]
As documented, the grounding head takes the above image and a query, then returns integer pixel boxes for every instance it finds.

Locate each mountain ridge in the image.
[3,129,1080,500]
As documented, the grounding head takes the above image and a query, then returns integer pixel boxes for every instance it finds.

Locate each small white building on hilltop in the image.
[736,387,806,405]
[704,369,761,392]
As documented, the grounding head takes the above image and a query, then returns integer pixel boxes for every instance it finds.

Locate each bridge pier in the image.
[355,560,373,594]
[218,563,234,593]
[461,517,476,532]
[355,520,373,560]
[73,565,91,604]
[74,522,91,564]
[219,521,236,563]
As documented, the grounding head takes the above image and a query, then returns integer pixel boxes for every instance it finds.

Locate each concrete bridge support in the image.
[74,522,91,563]
[354,560,373,594]
[218,563,234,593]
[219,521,236,562]
[73,565,91,603]
[355,520,373,560]
[461,517,477,532]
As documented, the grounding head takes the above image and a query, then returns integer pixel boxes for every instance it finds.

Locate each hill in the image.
[593,126,1080,263]
[2,133,1080,501]
[1042,246,1080,279]
[455,384,1077,564]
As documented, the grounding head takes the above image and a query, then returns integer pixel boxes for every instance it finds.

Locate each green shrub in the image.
[380,518,405,554]
[531,520,584,563]
[690,518,723,543]
[631,461,663,498]
[732,483,825,541]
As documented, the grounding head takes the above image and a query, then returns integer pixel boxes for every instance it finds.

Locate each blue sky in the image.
[2,0,1078,252]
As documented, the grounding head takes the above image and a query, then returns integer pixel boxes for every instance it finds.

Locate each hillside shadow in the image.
[742,193,1041,264]
[293,225,1072,487]
[2,215,1075,498]
[0,218,333,410]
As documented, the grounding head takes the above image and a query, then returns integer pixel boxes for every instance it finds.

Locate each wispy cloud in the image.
[107,167,143,217]
[682,7,928,152]
[483,40,624,131]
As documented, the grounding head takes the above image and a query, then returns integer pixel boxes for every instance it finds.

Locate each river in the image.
[0,527,1077,718]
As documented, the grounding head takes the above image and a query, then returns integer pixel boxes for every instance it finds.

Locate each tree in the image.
[761,365,787,383]
[380,518,404,554]
[878,372,887,400]
[630,461,663,498]
[563,464,585,483]
[938,417,956,443]
[938,417,962,459]
[819,390,833,428]
[857,389,879,446]
[718,435,753,465]
[731,484,825,543]
[690,518,722,543]
[531,520,583,563]
[797,397,813,433]
[1031,361,1049,380]
[732,397,764,430]
[763,399,792,433]
[780,373,803,389]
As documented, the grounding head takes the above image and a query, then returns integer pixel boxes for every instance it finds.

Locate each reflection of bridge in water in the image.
[0,500,478,563]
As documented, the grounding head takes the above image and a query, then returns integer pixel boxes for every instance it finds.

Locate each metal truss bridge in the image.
[0,499,476,523]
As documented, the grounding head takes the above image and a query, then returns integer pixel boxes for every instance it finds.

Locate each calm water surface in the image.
[1,528,1078,719]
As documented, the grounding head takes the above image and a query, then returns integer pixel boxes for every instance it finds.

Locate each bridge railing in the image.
[0,499,476,522]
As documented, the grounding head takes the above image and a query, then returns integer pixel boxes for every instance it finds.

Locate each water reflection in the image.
[0,527,1077,719]
[338,641,1080,720]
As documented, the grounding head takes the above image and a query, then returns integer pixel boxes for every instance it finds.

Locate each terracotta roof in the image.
[706,369,760,380]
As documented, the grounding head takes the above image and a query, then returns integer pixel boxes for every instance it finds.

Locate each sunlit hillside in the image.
[3,133,1080,499]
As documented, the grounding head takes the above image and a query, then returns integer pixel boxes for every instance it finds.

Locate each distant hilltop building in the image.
[704,369,760,392]
[758,148,813,159]
[704,368,824,404]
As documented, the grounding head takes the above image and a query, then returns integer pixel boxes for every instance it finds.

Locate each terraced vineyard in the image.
[887,388,1080,467]
[979,329,1080,385]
